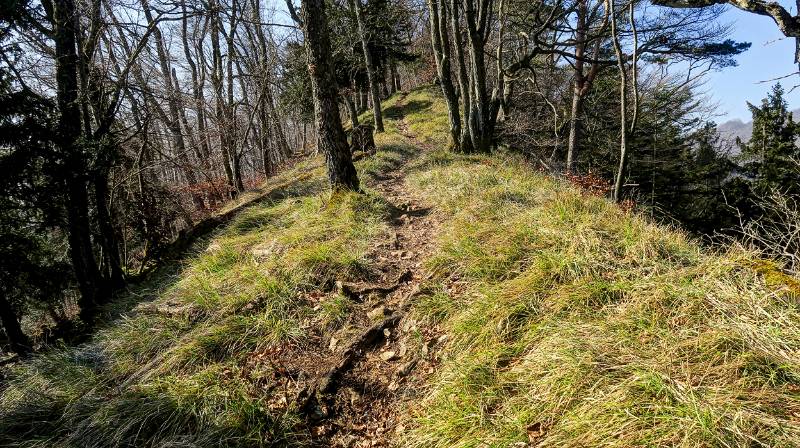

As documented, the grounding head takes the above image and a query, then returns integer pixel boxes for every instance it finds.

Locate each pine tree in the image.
[739,83,800,195]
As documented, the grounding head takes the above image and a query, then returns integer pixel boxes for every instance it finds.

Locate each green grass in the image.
[0,156,393,447]
[3,86,800,447]
[400,144,800,447]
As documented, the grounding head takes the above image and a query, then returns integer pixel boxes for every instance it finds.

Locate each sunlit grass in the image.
[0,157,391,447]
[401,145,800,447]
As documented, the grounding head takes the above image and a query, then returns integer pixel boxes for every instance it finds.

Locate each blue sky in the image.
[705,6,799,121]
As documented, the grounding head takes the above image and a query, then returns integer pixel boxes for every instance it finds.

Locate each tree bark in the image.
[566,0,587,172]
[389,59,400,92]
[53,0,104,324]
[381,63,390,98]
[184,13,213,167]
[610,0,628,202]
[449,0,473,152]
[463,0,495,153]
[566,0,607,172]
[94,170,125,287]
[566,88,583,172]
[351,0,384,132]
[210,0,237,197]
[260,106,274,176]
[345,92,360,128]
[226,0,245,193]
[302,121,308,153]
[360,87,369,113]
[427,0,462,150]
[291,0,360,190]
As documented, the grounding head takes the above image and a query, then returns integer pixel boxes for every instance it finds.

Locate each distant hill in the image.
[718,117,752,143]
[718,107,800,143]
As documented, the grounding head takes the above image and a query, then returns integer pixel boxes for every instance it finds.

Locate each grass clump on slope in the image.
[0,158,392,447]
[401,148,800,447]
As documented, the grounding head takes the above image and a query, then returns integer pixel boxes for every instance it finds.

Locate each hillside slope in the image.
[2,87,800,447]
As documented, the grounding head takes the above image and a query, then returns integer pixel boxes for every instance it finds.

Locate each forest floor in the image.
[2,86,800,448]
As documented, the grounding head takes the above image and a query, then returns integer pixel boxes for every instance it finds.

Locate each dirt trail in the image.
[308,133,441,446]
[253,95,443,446]
[307,94,444,447]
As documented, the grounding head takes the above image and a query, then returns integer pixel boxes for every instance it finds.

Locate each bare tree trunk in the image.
[427,0,462,150]
[610,0,628,202]
[499,76,512,120]
[351,0,384,132]
[140,0,205,210]
[260,106,274,176]
[360,87,369,112]
[449,0,473,152]
[345,92,360,127]
[566,0,587,172]
[210,0,237,197]
[53,0,104,323]
[226,0,245,192]
[354,87,362,111]
[93,171,124,287]
[248,0,291,164]
[463,0,495,153]
[566,0,607,172]
[302,121,308,153]
[267,89,292,160]
[290,0,360,190]
[381,63,390,97]
[389,59,400,92]
[182,8,212,166]
[566,89,583,171]
[352,89,361,117]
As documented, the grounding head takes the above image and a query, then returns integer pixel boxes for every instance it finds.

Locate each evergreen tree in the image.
[0,34,70,355]
[738,83,800,195]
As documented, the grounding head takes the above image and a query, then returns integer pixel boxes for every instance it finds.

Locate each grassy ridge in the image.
[2,87,799,447]
[395,93,800,446]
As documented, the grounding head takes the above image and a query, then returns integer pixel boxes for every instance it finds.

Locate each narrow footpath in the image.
[261,95,444,447]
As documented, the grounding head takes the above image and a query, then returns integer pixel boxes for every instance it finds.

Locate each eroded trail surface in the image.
[312,140,441,447]
[257,99,443,447]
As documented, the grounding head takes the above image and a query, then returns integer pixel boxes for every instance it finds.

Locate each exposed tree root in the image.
[297,314,403,417]
[336,269,413,302]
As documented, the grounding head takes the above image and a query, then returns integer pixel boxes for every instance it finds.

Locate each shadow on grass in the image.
[0,169,331,447]
[383,99,432,120]
[0,372,303,447]
[359,142,421,183]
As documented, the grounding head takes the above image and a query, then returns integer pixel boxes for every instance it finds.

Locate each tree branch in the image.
[652,0,800,38]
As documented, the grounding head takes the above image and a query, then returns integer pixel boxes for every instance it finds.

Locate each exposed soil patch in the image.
[241,95,443,446]
[299,100,443,446]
